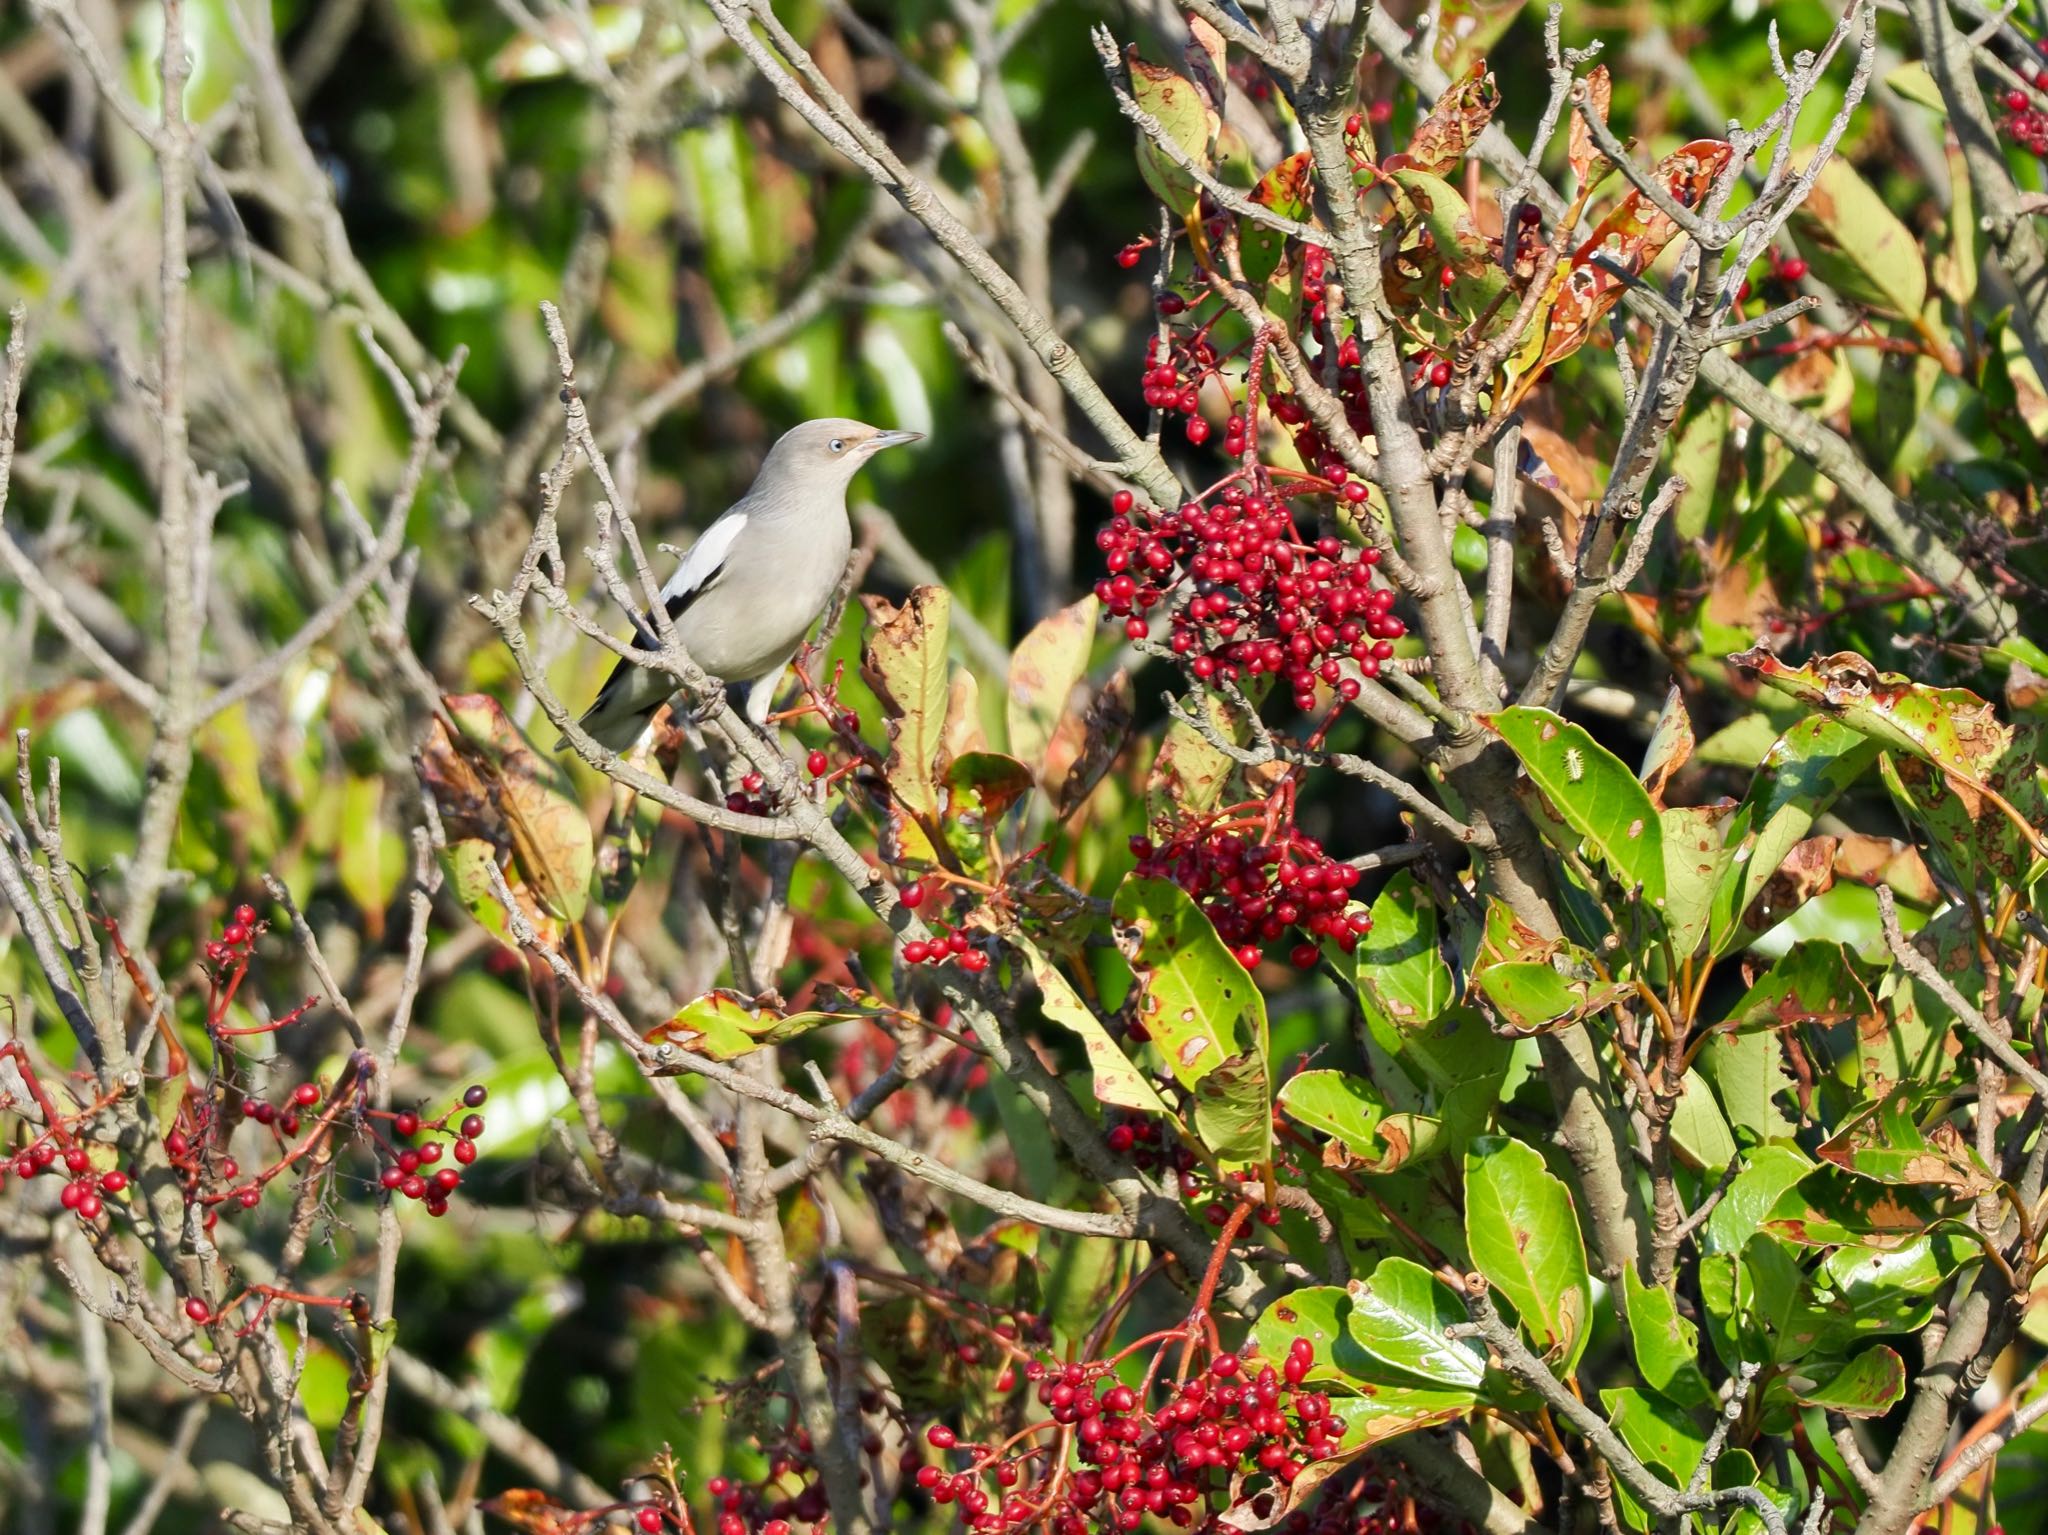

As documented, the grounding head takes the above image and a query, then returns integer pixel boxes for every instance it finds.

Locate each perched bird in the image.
[573,418,922,752]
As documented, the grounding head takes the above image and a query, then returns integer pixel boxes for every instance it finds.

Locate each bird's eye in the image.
[829,438,846,454]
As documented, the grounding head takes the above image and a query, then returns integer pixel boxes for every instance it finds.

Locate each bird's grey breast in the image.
[671,489,851,680]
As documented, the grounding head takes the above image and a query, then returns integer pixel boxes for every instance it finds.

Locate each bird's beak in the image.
[867,429,924,452]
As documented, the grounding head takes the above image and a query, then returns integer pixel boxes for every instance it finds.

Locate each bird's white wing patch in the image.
[660,510,749,611]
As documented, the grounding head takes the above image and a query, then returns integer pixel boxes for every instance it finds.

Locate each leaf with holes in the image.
[1397,62,1498,175]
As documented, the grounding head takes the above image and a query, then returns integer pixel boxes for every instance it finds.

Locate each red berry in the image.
[960,948,990,973]
[419,1140,443,1165]
[928,1423,958,1449]
[1778,257,1808,282]
[77,1193,102,1220]
[1439,265,1456,287]
[463,1085,488,1108]
[234,903,257,926]
[222,923,249,946]
[1117,245,1143,268]
[454,1138,478,1165]
[899,881,926,909]
[806,749,830,777]
[185,1298,212,1324]
[637,1510,664,1534]
[1185,416,1210,445]
[1125,616,1150,640]
[64,1147,89,1174]
[1428,360,1452,388]
[904,941,931,964]
[432,1168,461,1194]
[1290,942,1321,969]
[293,1082,321,1108]
[1233,944,1262,970]
[1112,490,1135,515]
[99,1170,127,1194]
[1367,98,1392,125]
[1345,113,1364,137]
[2008,89,2030,110]
[393,1112,419,1139]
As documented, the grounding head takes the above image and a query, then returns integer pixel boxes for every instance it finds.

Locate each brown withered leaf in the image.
[860,587,953,863]
[422,694,595,940]
[479,1490,593,1535]
[1505,140,1733,406]
[1831,834,1937,904]
[1733,835,1837,950]
[1182,12,1227,111]
[1567,65,1611,187]
[1397,61,1499,176]
[1056,669,1135,820]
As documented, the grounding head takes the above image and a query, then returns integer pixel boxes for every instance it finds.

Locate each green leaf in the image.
[1356,871,1455,1027]
[1660,805,1737,959]
[1484,706,1666,905]
[1883,60,1948,114]
[1708,715,1880,957]
[1346,1256,1487,1390]
[1786,151,1928,318]
[1388,168,1508,319]
[1668,1069,1738,1173]
[1602,1386,1708,1483]
[1782,1345,1906,1417]
[336,774,406,929]
[1464,1136,1593,1370]
[1251,1286,1351,1387]
[1276,1069,1387,1161]
[1696,1026,1797,1143]
[1473,958,1627,1035]
[1191,1053,1273,1170]
[1817,1088,1993,1196]
[649,990,888,1060]
[1127,54,1212,216]
[1242,152,1313,290]
[1111,877,1269,1167]
[1705,1144,1814,1255]
[1016,937,1176,1120]
[1621,1269,1714,1407]
[863,586,954,863]
[1321,1385,1474,1449]
[1735,649,2043,890]
[1807,1233,1971,1346]
[946,752,1036,821]
[1006,596,1097,783]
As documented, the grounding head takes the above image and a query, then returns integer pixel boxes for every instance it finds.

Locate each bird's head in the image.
[760,417,924,489]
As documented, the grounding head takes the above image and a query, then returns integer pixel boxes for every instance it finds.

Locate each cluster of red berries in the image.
[2003,90,2048,155]
[2,1142,129,1220]
[699,1433,837,1535]
[374,1083,489,1218]
[1095,488,1404,713]
[203,902,263,966]
[1130,827,1367,970]
[910,1339,1341,1534]
[1103,1113,1198,1177]
[726,771,771,816]
[1139,331,1224,447]
[895,882,993,973]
